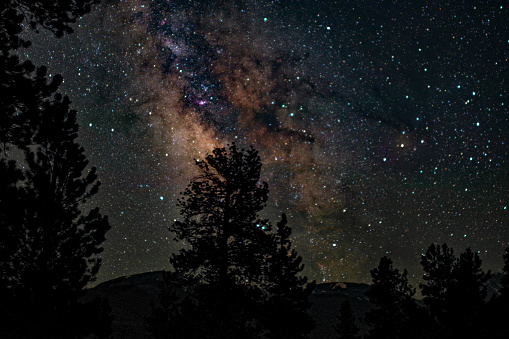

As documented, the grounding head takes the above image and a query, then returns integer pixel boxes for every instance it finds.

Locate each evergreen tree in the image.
[420,244,491,338]
[420,243,456,326]
[449,248,491,338]
[149,144,314,338]
[364,256,417,339]
[0,1,111,337]
[170,144,271,287]
[500,248,509,298]
[0,91,111,339]
[1,0,98,150]
[485,248,509,338]
[334,300,359,339]
[0,159,27,291]
[262,213,315,339]
[153,144,272,338]
[449,248,491,313]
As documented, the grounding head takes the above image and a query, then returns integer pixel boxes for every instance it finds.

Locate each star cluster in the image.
[23,0,508,285]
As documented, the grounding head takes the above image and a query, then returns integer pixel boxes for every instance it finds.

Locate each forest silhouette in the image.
[339,245,509,339]
[1,0,111,338]
[145,144,315,339]
[2,1,509,339]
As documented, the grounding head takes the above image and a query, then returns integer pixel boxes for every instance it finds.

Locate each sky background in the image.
[23,0,508,286]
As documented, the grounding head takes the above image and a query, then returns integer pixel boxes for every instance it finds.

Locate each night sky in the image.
[22,0,508,285]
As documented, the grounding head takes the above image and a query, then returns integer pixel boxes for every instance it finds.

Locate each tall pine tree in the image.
[486,248,509,338]
[262,213,315,339]
[420,244,491,338]
[157,144,272,338]
[450,248,491,314]
[1,87,111,339]
[169,144,271,289]
[149,144,314,338]
[364,256,417,339]
[0,1,111,337]
[420,243,456,326]
[500,248,509,298]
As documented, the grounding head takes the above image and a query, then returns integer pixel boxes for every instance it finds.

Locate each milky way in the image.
[24,0,509,285]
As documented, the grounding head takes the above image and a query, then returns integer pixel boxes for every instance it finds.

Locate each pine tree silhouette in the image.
[150,144,271,338]
[500,248,509,298]
[0,1,111,338]
[450,248,491,312]
[364,256,417,339]
[1,0,97,150]
[0,91,112,339]
[170,144,270,286]
[420,243,456,327]
[486,248,509,338]
[262,213,315,339]
[420,244,491,338]
[148,144,314,338]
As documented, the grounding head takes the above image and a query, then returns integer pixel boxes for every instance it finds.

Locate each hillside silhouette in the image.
[84,272,370,339]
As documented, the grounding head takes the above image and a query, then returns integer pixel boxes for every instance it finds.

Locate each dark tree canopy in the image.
[499,248,509,298]
[420,243,491,338]
[261,213,315,339]
[359,246,506,339]
[2,0,98,42]
[364,256,417,339]
[420,243,457,324]
[0,84,111,339]
[0,1,111,337]
[486,248,509,338]
[17,94,109,292]
[149,144,314,339]
[451,248,491,310]
[169,144,271,289]
[1,0,97,149]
